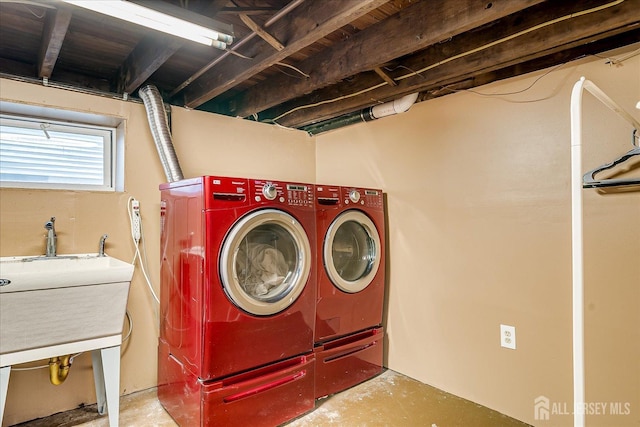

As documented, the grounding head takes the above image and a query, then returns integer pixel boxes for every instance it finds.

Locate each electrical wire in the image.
[398,0,626,82]
[269,0,626,123]
[127,197,160,305]
[593,47,640,66]
[269,82,387,123]
[440,62,570,99]
[275,62,310,78]
[11,363,50,371]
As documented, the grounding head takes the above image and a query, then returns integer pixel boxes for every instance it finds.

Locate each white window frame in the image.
[0,102,124,192]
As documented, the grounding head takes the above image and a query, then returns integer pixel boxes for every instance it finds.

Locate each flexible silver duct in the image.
[139,85,184,182]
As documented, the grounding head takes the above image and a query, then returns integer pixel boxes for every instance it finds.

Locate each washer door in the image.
[324,210,381,293]
[220,209,311,316]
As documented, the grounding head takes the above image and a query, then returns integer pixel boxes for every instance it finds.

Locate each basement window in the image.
[0,109,123,191]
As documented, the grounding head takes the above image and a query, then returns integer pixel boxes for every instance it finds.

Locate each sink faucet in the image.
[44,217,56,257]
[98,234,108,257]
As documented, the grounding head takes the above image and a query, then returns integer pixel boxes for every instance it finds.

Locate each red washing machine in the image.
[157,176,316,426]
[314,184,386,399]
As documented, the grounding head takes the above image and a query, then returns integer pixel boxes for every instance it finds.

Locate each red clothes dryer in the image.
[314,184,386,398]
[158,176,316,425]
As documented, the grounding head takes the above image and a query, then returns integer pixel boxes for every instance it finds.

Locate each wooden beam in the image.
[205,0,232,16]
[181,0,389,108]
[374,67,397,86]
[1,58,37,78]
[115,0,229,95]
[38,8,72,78]
[228,0,545,118]
[239,13,284,51]
[130,0,234,35]
[420,30,640,103]
[268,0,639,127]
[219,7,280,15]
[117,34,183,95]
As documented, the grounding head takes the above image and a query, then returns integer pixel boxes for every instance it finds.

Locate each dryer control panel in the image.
[251,179,314,207]
[342,187,383,209]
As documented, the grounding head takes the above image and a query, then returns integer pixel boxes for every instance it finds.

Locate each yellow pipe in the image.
[48,355,72,385]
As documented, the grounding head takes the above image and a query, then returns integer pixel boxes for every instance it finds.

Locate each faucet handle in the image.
[45,216,56,231]
[98,234,108,257]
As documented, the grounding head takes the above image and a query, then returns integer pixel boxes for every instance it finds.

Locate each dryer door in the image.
[324,210,381,293]
[220,208,312,315]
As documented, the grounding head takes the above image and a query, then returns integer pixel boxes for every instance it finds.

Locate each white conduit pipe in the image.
[570,77,640,427]
[370,92,419,119]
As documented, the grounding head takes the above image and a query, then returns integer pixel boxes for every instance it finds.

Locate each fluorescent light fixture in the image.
[62,0,233,49]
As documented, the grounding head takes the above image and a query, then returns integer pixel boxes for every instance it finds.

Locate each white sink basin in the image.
[1,253,135,359]
[0,253,134,293]
[0,253,134,427]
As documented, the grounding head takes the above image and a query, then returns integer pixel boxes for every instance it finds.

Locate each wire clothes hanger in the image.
[582,129,640,188]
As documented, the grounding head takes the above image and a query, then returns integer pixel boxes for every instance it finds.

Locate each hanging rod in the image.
[569,76,639,427]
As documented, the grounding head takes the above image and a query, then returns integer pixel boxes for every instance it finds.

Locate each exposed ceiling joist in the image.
[117,34,183,95]
[1,0,638,134]
[180,0,389,108]
[115,0,231,95]
[38,7,72,79]
[262,0,640,127]
[225,0,545,119]
[374,67,397,87]
[421,29,640,102]
[218,7,280,15]
[130,0,234,35]
[238,13,285,51]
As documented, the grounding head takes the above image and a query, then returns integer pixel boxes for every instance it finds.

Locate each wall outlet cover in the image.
[500,324,516,349]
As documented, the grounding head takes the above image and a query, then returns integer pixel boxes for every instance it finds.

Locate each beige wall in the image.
[1,44,638,427]
[316,45,640,426]
[0,79,314,426]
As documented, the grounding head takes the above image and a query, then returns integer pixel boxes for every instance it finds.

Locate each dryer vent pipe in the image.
[302,93,419,135]
[139,84,184,182]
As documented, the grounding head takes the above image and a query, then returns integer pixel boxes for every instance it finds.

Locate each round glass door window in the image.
[324,210,381,293]
[220,209,311,315]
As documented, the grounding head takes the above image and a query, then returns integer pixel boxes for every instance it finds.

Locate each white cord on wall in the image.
[127,197,160,305]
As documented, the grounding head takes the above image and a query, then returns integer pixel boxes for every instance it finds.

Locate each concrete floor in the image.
[14,370,530,426]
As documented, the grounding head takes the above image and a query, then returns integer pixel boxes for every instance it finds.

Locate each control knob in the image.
[348,189,361,203]
[262,183,277,200]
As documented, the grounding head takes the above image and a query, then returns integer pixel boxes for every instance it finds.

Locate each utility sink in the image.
[0,253,134,293]
[0,253,134,359]
[1,252,134,426]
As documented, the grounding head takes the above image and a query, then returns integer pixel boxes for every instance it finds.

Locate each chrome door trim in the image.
[220,209,311,315]
[324,210,381,293]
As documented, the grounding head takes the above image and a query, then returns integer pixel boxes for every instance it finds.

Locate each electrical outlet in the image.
[132,199,141,241]
[500,324,516,349]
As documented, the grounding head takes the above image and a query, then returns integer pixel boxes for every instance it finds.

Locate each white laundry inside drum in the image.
[236,243,290,298]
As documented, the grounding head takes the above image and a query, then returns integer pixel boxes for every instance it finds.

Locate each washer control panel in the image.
[252,180,314,207]
[348,189,361,203]
[262,183,278,200]
[342,187,383,209]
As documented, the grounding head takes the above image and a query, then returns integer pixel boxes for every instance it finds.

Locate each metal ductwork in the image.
[301,93,419,135]
[139,85,184,182]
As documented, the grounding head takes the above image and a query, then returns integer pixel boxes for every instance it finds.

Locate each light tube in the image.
[63,1,232,49]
